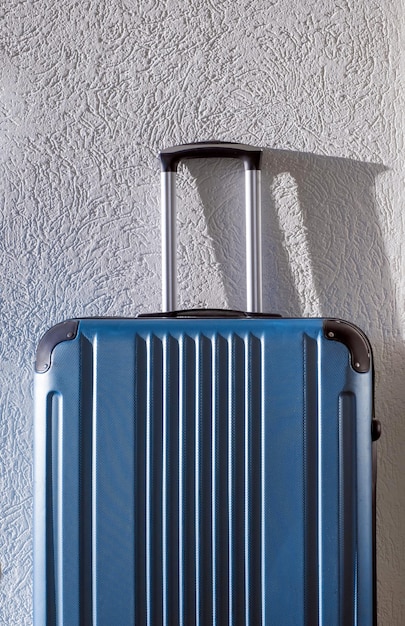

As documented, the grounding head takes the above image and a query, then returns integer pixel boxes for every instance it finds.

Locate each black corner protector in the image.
[324,319,371,373]
[35,320,79,373]
[372,419,382,441]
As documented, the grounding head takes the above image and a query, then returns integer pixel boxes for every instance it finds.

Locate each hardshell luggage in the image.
[34,143,380,625]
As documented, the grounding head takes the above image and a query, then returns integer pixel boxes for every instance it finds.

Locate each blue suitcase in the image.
[34,143,380,625]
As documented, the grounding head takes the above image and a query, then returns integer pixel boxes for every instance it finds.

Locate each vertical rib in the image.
[195,336,201,626]
[228,335,234,626]
[211,335,217,625]
[135,336,147,626]
[145,335,163,626]
[249,335,263,625]
[178,336,185,626]
[80,336,93,626]
[261,333,266,626]
[162,336,168,626]
[195,335,213,625]
[145,335,152,626]
[229,335,246,625]
[303,335,319,625]
[45,393,57,625]
[244,335,250,626]
[317,335,324,626]
[162,336,179,625]
[339,392,357,626]
[55,392,63,625]
[216,335,230,625]
[182,335,196,623]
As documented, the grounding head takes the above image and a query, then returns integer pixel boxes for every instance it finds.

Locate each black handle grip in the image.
[159,141,262,172]
[138,309,282,319]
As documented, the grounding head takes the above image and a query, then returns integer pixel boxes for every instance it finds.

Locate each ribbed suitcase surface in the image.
[34,316,374,625]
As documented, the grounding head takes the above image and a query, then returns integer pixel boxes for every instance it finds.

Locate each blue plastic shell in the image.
[34,317,374,625]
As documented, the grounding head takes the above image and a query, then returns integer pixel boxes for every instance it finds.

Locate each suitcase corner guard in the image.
[35,320,79,374]
[323,318,371,373]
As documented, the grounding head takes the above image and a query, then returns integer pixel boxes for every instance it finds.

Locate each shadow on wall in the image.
[187,149,389,321]
[187,149,404,621]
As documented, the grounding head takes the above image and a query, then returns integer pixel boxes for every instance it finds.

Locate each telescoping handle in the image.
[159,142,263,313]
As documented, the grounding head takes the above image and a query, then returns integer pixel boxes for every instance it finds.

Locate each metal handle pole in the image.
[160,143,263,313]
[245,169,262,313]
[161,171,177,312]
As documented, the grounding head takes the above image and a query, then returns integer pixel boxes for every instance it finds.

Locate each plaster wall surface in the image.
[1,1,404,623]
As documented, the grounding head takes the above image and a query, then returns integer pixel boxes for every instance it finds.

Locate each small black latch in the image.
[371,419,381,441]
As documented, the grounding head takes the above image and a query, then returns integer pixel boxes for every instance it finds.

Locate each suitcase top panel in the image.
[35,315,372,376]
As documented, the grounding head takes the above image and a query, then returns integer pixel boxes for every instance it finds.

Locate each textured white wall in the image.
[1,1,404,623]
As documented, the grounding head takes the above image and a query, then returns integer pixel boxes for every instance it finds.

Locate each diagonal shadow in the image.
[184,156,300,314]
[186,149,389,321]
